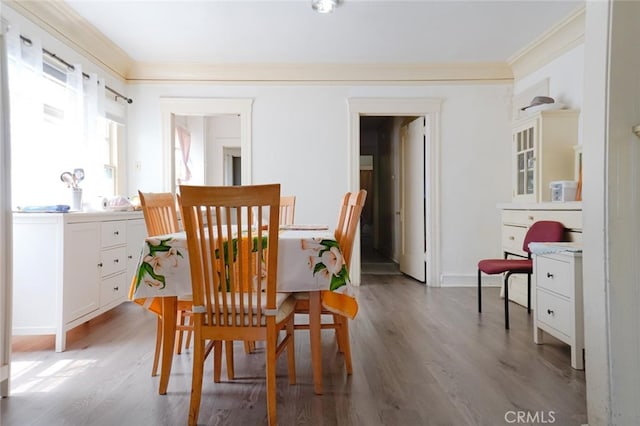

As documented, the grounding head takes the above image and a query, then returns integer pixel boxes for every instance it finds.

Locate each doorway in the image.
[359,116,404,275]
[348,98,441,286]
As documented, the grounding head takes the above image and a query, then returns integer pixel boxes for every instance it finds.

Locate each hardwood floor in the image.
[0,275,587,425]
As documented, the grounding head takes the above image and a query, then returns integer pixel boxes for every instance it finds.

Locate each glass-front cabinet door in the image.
[513,123,537,202]
[510,109,579,203]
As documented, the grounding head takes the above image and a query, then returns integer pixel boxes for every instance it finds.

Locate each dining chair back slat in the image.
[279,195,296,225]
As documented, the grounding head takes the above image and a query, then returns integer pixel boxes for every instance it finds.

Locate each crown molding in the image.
[4,0,132,80]
[508,5,585,80]
[126,62,513,84]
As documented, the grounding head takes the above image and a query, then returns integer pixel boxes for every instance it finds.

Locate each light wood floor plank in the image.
[1,274,586,425]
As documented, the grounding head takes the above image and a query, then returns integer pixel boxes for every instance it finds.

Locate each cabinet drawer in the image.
[528,210,582,231]
[101,221,127,248]
[536,255,572,297]
[502,224,527,255]
[100,273,127,306]
[100,246,127,277]
[501,209,581,231]
[536,289,571,337]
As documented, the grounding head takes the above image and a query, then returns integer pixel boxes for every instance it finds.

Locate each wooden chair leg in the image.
[225,340,235,380]
[338,316,352,374]
[188,334,205,426]
[243,341,254,354]
[184,313,192,350]
[266,327,278,426]
[152,316,162,377]
[213,339,222,383]
[332,314,344,353]
[286,318,296,385]
[175,310,185,354]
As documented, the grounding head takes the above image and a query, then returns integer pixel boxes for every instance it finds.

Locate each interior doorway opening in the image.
[359,116,407,275]
[349,97,441,286]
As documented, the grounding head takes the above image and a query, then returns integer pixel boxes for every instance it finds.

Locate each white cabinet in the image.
[498,202,582,307]
[126,219,147,283]
[12,211,144,351]
[533,251,584,370]
[512,110,579,202]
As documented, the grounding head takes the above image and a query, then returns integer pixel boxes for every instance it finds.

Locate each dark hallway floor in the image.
[360,230,400,275]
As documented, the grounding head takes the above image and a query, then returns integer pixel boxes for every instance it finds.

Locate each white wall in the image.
[127,83,513,286]
[514,44,585,141]
[205,115,240,185]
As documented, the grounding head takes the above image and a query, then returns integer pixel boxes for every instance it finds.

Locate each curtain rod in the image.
[19,35,133,105]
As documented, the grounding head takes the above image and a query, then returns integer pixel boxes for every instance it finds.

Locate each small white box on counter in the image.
[549,180,578,202]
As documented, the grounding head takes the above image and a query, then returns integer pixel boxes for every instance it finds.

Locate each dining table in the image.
[128,225,358,396]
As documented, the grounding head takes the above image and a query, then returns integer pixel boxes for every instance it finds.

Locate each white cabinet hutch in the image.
[512,109,579,202]
[12,211,146,352]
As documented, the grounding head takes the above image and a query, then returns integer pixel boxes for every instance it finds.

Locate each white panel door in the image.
[399,117,426,282]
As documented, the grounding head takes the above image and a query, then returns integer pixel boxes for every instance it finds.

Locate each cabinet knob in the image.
[98,262,103,268]
[128,255,133,259]
[508,236,515,240]
[527,215,534,221]
[547,309,554,315]
[546,272,554,278]
[113,286,119,291]
[113,258,119,263]
[113,231,119,236]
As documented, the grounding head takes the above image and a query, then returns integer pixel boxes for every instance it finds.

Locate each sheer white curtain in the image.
[6,24,46,208]
[6,25,105,209]
[83,72,106,199]
[176,125,192,183]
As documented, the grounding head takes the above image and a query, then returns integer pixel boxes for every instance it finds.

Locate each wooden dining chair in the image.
[478,220,565,329]
[294,189,367,375]
[279,195,296,225]
[179,183,296,426]
[138,191,195,376]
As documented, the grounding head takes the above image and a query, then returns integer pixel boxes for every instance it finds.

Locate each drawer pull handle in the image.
[113,286,119,291]
[547,309,554,315]
[546,272,554,278]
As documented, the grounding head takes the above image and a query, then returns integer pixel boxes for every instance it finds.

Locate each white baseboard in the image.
[440,274,502,287]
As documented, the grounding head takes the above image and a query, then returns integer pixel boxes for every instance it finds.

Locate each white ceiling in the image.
[64,0,584,65]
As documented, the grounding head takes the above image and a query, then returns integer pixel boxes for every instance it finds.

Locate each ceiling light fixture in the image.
[312,0,341,14]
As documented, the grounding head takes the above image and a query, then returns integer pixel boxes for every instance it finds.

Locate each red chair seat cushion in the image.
[478,259,532,275]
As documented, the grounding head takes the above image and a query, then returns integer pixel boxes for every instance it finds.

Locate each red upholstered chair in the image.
[477,220,565,329]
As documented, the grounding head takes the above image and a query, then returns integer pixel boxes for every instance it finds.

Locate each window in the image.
[101,119,121,198]
[7,30,126,209]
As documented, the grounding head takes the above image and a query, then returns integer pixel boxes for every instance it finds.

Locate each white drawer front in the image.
[502,209,582,231]
[100,273,127,306]
[101,221,127,248]
[536,255,571,297]
[502,224,527,255]
[100,246,127,277]
[536,290,571,337]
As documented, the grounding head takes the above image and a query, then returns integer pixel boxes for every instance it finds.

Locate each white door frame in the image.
[348,98,442,287]
[160,98,253,192]
[1,31,12,397]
